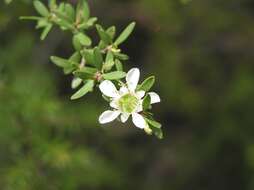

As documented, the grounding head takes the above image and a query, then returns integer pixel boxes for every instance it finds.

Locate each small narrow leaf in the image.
[145,118,162,129]
[77,66,97,74]
[73,66,97,79]
[74,33,92,46]
[49,0,57,10]
[81,49,94,65]
[105,51,114,63]
[106,26,116,40]
[102,71,126,80]
[76,0,90,22]
[114,22,136,46]
[96,25,112,45]
[113,52,129,60]
[71,77,83,89]
[142,95,151,111]
[19,16,41,20]
[85,17,97,27]
[138,76,155,92]
[50,56,70,68]
[64,3,75,21]
[153,127,163,139]
[33,1,49,17]
[103,51,115,71]
[94,47,103,69]
[71,80,94,100]
[78,17,97,29]
[69,52,81,63]
[51,56,77,74]
[115,59,123,71]
[40,24,53,40]
[36,18,48,29]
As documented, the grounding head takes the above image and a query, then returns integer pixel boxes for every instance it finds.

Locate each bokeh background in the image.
[0,0,254,189]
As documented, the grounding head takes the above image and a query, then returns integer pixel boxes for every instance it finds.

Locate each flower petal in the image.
[99,80,119,98]
[136,90,145,99]
[135,103,143,113]
[99,110,120,124]
[126,68,140,92]
[120,113,130,123]
[110,99,119,109]
[132,113,148,129]
[119,86,128,95]
[148,92,161,104]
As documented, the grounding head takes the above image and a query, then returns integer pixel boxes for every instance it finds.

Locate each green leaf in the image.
[103,60,115,72]
[138,76,155,92]
[50,56,70,68]
[142,95,151,111]
[76,66,97,74]
[49,0,57,10]
[19,16,41,20]
[64,3,75,21]
[81,49,94,65]
[94,47,103,69]
[73,72,94,80]
[102,71,126,80]
[53,10,73,23]
[115,59,123,71]
[33,0,49,17]
[145,118,162,129]
[64,67,75,74]
[74,66,97,79]
[114,22,136,46]
[106,26,116,40]
[74,33,92,46]
[152,127,163,139]
[71,77,83,89]
[58,2,65,12]
[36,18,49,29]
[78,17,97,30]
[145,118,163,139]
[55,19,74,31]
[113,52,129,60]
[103,51,114,71]
[76,0,90,22]
[96,25,112,45]
[40,24,53,40]
[52,10,75,30]
[50,56,78,68]
[71,80,94,100]
[50,56,77,74]
[85,17,98,27]
[105,51,114,62]
[69,52,81,63]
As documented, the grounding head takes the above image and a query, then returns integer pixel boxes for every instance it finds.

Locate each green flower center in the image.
[118,93,139,113]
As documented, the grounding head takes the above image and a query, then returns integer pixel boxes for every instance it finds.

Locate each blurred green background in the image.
[0,0,254,189]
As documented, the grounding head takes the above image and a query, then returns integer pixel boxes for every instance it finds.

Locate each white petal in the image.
[99,110,120,124]
[136,90,145,99]
[132,113,148,129]
[135,104,143,113]
[120,113,130,123]
[99,80,119,98]
[148,92,161,104]
[119,86,129,95]
[126,68,140,92]
[110,99,119,109]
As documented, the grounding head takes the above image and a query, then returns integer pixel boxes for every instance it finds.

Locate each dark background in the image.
[0,0,254,189]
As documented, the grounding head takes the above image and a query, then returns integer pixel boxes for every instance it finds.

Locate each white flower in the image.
[98,68,161,129]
